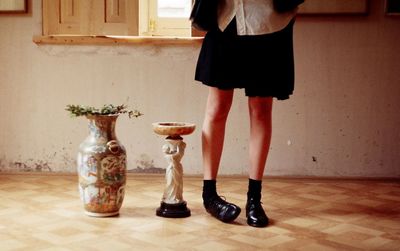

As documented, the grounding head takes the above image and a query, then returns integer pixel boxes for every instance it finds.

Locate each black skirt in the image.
[195,18,295,100]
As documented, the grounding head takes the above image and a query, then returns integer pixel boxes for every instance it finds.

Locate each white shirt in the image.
[218,0,297,35]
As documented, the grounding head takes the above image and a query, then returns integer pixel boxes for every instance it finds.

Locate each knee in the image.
[205,102,231,123]
[249,99,273,121]
[249,107,271,121]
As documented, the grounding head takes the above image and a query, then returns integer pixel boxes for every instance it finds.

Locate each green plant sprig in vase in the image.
[65,104,143,118]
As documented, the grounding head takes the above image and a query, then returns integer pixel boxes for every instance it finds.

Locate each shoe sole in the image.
[247,220,269,227]
[246,213,269,227]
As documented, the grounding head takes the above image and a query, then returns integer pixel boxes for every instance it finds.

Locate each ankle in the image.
[247,178,262,202]
[202,179,219,206]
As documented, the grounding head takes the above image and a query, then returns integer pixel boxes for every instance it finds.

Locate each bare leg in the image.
[202,87,241,223]
[248,97,273,180]
[202,87,234,180]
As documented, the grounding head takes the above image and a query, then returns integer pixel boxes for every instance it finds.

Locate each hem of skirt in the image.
[196,80,292,100]
[246,93,292,100]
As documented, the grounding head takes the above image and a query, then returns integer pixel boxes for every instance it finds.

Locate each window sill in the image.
[32,35,204,45]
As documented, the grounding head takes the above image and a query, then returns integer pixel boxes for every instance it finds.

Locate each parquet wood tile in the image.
[0,174,399,251]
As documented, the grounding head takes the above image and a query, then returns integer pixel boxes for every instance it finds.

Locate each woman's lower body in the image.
[195,19,295,227]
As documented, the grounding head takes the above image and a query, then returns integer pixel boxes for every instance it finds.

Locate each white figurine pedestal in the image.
[152,122,195,218]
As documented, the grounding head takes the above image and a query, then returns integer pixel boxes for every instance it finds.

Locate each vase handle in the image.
[107,140,120,154]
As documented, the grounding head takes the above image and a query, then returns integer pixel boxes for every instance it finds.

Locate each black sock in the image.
[247,178,262,201]
[202,180,218,205]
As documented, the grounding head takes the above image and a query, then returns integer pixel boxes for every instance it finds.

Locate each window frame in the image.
[38,0,204,45]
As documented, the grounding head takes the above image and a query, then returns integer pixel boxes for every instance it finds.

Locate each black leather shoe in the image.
[204,196,241,223]
[246,198,269,227]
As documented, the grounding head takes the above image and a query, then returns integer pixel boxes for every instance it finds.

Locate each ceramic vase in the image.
[77,115,126,217]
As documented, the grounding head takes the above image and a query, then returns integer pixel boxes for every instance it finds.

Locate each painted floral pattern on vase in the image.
[77,115,126,216]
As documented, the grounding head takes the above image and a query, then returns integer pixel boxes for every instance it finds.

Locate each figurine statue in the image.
[152,122,195,218]
[162,139,186,204]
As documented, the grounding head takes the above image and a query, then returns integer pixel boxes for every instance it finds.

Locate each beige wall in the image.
[0,0,399,177]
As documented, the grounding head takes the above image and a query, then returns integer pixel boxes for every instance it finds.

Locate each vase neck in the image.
[87,115,118,140]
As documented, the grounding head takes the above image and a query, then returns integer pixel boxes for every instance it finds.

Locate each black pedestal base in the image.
[156,201,191,218]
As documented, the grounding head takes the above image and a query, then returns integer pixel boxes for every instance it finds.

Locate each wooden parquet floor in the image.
[0,174,399,251]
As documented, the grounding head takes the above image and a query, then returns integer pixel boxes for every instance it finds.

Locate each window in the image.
[142,0,192,36]
[42,0,200,37]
